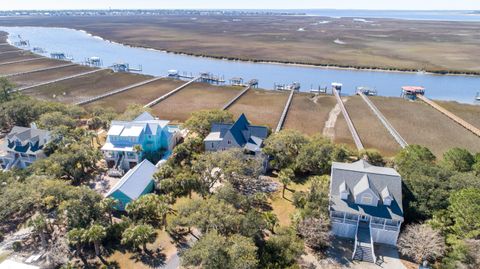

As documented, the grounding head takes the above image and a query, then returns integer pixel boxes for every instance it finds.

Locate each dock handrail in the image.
[275,88,295,133]
[4,63,76,78]
[222,85,252,110]
[333,88,364,150]
[358,92,408,148]
[416,94,480,137]
[144,76,201,108]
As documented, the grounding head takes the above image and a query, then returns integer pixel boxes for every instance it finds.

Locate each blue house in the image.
[105,159,157,211]
[102,112,181,172]
[203,114,268,156]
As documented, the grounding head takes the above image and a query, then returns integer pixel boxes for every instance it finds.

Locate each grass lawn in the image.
[269,177,312,227]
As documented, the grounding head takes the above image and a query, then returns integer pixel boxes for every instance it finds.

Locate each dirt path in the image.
[323,97,348,140]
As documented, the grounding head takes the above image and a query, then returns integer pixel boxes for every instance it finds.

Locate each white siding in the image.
[371,227,399,245]
[332,222,357,239]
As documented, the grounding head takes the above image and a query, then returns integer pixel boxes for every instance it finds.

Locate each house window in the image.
[211,143,214,148]
[227,140,231,144]
[361,194,373,205]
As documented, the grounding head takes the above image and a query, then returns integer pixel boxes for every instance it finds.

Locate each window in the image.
[211,143,214,148]
[384,197,392,206]
[361,194,373,205]
[227,140,231,145]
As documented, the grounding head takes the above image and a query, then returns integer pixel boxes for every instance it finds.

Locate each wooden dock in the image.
[4,63,76,77]
[275,89,296,133]
[0,58,43,66]
[222,85,252,110]
[358,92,408,148]
[15,69,104,92]
[144,76,201,108]
[416,94,480,137]
[75,76,166,106]
[333,88,364,150]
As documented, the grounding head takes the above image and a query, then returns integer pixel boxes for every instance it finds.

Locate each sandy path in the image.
[323,98,348,140]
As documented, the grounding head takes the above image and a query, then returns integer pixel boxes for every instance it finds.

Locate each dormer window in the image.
[361,194,373,205]
[227,140,231,144]
[381,187,393,206]
[339,181,349,200]
[384,197,392,206]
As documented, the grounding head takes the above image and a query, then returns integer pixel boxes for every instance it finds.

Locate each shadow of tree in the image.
[130,248,167,267]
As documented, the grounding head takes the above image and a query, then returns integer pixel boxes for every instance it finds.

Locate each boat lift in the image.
[310,85,328,94]
[356,86,377,96]
[85,56,103,67]
[274,82,301,91]
[111,62,142,73]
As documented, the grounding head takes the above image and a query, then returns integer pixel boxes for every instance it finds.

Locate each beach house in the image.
[0,125,51,170]
[329,159,403,263]
[102,112,181,173]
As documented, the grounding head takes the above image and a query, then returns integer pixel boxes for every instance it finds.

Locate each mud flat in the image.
[370,97,480,157]
[283,93,336,136]
[23,69,149,103]
[227,89,289,129]
[345,96,401,156]
[0,58,64,75]
[151,82,242,123]
[10,65,93,88]
[84,78,188,112]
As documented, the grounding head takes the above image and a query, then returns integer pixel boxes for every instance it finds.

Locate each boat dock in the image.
[75,76,166,106]
[4,63,76,78]
[416,94,480,137]
[15,69,104,92]
[275,88,296,133]
[144,76,201,108]
[358,92,408,148]
[333,86,364,150]
[222,85,253,110]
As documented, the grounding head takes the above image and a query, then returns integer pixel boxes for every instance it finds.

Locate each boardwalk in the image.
[222,85,252,110]
[333,88,364,150]
[0,58,43,66]
[358,92,408,148]
[144,76,201,108]
[75,76,165,105]
[275,89,296,133]
[4,63,76,77]
[416,94,480,137]
[15,69,103,92]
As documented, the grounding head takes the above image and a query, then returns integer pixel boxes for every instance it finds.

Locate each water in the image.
[2,26,479,104]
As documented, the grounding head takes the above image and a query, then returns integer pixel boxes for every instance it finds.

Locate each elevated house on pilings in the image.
[329,159,403,263]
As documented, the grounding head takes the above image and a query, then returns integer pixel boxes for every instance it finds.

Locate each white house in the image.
[102,112,181,173]
[0,125,51,170]
[329,159,404,263]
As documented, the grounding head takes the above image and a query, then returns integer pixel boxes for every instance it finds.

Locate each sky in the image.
[0,0,479,11]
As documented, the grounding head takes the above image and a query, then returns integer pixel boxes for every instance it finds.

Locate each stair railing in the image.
[369,221,377,264]
[352,218,360,260]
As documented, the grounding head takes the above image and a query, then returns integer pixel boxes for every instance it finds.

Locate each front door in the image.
[360,215,369,222]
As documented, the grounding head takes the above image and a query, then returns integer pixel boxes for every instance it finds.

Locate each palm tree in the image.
[67,228,86,257]
[101,198,118,225]
[84,224,106,257]
[121,224,157,252]
[28,214,49,249]
[278,168,294,198]
[263,212,279,234]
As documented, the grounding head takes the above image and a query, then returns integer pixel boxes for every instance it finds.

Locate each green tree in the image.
[0,77,15,103]
[101,198,118,225]
[360,149,385,166]
[59,187,104,229]
[125,194,170,227]
[121,224,157,252]
[278,168,294,198]
[442,148,475,172]
[117,104,152,121]
[28,214,49,249]
[263,129,308,170]
[38,111,77,130]
[259,227,304,268]
[67,228,86,257]
[183,109,233,138]
[181,231,258,269]
[395,145,436,178]
[262,212,279,234]
[473,153,480,176]
[84,224,106,257]
[448,188,480,238]
[295,135,339,175]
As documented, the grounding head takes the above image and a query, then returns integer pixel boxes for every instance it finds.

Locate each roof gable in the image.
[106,160,156,200]
[134,111,155,121]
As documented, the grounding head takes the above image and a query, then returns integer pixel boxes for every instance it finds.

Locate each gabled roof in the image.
[353,174,379,199]
[134,111,155,121]
[106,159,156,200]
[5,126,50,153]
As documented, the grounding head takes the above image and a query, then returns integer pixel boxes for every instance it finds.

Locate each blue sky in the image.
[0,0,479,11]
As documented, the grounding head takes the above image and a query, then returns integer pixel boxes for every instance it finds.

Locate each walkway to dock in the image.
[4,63,76,77]
[333,88,364,150]
[275,89,296,133]
[222,85,252,110]
[144,76,201,108]
[0,58,43,66]
[358,92,408,148]
[15,69,104,92]
[416,94,480,137]
[0,50,23,55]
[75,76,166,106]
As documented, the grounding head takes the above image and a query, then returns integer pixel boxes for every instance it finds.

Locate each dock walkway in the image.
[222,85,252,110]
[75,76,166,106]
[358,92,408,148]
[275,89,295,133]
[0,58,43,66]
[15,69,103,92]
[333,88,364,150]
[4,63,76,77]
[144,76,201,108]
[417,94,480,137]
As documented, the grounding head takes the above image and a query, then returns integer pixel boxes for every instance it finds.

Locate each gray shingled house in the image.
[203,114,268,156]
[0,125,51,170]
[329,159,403,263]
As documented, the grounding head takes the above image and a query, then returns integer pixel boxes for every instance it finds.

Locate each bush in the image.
[12,241,22,252]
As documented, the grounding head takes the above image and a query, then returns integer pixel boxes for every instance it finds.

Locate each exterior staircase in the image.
[107,154,125,177]
[353,221,376,263]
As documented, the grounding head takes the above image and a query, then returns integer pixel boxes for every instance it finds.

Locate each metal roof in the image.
[106,159,156,200]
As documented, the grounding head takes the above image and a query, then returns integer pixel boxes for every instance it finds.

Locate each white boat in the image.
[476,92,480,101]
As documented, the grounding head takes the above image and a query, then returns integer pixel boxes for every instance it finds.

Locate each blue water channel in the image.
[1,26,479,103]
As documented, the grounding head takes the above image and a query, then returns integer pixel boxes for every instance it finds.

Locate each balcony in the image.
[331,211,359,226]
[370,217,400,231]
